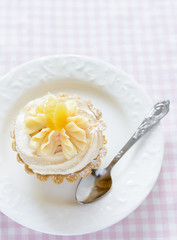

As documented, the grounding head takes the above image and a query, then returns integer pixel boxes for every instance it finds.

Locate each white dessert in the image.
[14,94,106,175]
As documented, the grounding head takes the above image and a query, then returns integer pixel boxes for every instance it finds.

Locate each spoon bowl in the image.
[76,168,112,204]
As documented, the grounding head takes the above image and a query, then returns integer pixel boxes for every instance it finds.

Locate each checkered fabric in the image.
[0,0,176,239]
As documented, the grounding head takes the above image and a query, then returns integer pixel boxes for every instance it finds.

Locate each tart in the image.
[11,93,107,184]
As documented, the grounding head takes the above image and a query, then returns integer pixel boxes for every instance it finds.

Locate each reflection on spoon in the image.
[76,169,112,203]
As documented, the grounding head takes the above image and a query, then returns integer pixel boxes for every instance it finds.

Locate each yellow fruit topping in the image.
[45,97,57,130]
[54,102,68,131]
[45,97,69,131]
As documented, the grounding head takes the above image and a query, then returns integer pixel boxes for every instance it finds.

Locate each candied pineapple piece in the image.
[45,97,69,131]
[45,97,57,130]
[54,102,68,131]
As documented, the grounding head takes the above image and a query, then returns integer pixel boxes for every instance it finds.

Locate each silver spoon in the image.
[76,100,170,204]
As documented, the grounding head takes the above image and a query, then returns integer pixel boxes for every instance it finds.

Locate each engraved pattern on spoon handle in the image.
[108,100,170,168]
[132,100,170,140]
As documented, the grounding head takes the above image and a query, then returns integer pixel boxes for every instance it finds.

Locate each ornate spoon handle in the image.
[108,100,170,168]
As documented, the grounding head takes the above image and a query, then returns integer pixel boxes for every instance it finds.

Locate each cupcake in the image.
[11,93,107,184]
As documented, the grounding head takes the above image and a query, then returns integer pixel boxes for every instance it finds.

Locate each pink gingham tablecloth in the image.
[0,0,177,239]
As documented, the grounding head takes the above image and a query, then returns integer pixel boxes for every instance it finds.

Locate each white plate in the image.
[0,55,164,235]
